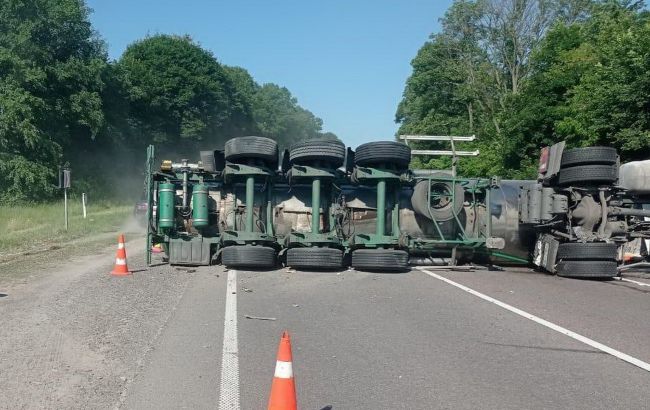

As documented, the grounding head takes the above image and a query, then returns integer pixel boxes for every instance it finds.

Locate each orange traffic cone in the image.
[111,234,130,276]
[268,331,297,410]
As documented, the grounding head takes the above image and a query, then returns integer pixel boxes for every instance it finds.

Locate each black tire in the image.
[222,245,276,269]
[289,139,346,168]
[558,165,618,186]
[411,175,464,222]
[354,141,411,169]
[224,136,278,166]
[556,242,617,261]
[561,147,617,168]
[286,247,343,270]
[351,249,409,272]
[555,260,618,278]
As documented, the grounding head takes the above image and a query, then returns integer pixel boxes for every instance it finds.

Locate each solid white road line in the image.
[419,268,650,373]
[218,269,240,409]
[619,277,650,287]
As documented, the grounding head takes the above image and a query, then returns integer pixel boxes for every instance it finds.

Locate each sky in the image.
[86,0,454,148]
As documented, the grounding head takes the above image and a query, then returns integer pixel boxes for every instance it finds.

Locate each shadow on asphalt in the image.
[0,293,7,298]
[289,268,348,274]
[483,341,606,355]
[147,262,168,268]
[347,268,410,274]
[604,280,650,294]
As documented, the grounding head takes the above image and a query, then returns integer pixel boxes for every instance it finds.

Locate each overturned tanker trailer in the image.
[143,137,650,278]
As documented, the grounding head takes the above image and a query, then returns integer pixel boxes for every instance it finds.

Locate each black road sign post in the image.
[59,166,71,231]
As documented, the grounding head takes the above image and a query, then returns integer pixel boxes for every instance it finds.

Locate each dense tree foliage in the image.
[397,0,649,178]
[0,0,107,202]
[252,84,325,147]
[222,66,331,148]
[0,3,332,203]
[116,35,252,149]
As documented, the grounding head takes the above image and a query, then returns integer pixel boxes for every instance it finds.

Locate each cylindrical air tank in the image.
[158,183,176,229]
[192,184,209,228]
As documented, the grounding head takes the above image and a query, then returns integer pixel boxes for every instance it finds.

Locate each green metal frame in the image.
[286,164,342,248]
[145,146,228,265]
[408,175,496,254]
[350,166,404,249]
[145,145,155,265]
[221,162,276,248]
[142,143,515,268]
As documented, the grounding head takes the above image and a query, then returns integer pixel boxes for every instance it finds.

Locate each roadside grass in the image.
[0,200,136,259]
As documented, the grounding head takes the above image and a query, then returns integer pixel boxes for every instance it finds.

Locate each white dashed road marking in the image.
[219,269,240,409]
[419,268,650,373]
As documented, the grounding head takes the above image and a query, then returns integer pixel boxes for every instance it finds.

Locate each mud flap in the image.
[169,237,212,266]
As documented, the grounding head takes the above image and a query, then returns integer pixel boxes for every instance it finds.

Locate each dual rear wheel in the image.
[222,245,277,269]
[285,247,410,272]
[554,147,620,279]
[558,147,618,186]
[555,242,618,279]
[351,249,409,272]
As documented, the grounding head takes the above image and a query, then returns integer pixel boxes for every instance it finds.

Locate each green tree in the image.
[223,66,332,148]
[396,0,596,177]
[222,65,258,136]
[252,83,324,148]
[561,2,650,158]
[0,2,335,203]
[115,35,243,151]
[0,0,107,203]
[504,1,650,176]
[501,23,590,176]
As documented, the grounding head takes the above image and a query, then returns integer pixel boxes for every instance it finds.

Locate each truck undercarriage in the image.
[144,137,650,279]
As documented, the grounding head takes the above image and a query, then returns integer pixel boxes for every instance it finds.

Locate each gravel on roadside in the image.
[0,241,194,409]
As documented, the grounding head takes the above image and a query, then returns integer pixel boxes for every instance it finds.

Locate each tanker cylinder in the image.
[158,183,176,229]
[192,184,209,228]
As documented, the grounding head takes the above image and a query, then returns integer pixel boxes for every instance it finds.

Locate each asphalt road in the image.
[2,247,650,409]
[124,264,650,410]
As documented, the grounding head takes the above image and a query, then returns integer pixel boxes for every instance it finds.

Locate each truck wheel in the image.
[286,247,343,270]
[561,147,617,168]
[224,136,278,167]
[222,245,276,269]
[351,249,409,272]
[411,174,464,222]
[354,141,411,170]
[555,261,618,279]
[558,165,617,186]
[556,242,618,261]
[289,139,345,168]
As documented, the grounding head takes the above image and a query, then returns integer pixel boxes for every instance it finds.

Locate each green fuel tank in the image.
[158,183,175,229]
[192,184,209,228]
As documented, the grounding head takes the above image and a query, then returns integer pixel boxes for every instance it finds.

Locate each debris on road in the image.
[244,315,277,321]
[175,267,196,273]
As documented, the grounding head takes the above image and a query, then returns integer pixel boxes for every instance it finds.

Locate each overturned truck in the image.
[143,137,650,278]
